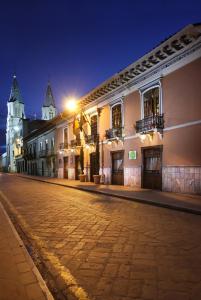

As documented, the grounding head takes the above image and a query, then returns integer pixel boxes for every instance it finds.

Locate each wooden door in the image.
[111,151,124,185]
[75,155,81,180]
[142,146,162,190]
[63,157,68,179]
[90,152,99,182]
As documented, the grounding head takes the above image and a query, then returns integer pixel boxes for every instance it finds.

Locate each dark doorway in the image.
[63,157,68,178]
[111,151,124,185]
[75,155,81,180]
[41,161,44,176]
[142,146,162,190]
[90,152,99,182]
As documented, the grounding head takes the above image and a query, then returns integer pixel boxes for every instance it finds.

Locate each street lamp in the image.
[65,98,77,112]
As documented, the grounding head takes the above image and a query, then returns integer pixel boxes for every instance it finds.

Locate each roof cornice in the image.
[78,23,201,109]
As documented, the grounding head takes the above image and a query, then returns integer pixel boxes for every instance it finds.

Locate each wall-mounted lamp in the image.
[140,134,146,143]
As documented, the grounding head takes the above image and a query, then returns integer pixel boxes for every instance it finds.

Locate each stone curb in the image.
[18,175,201,216]
[0,199,54,300]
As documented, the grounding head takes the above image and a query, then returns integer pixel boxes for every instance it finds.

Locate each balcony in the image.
[85,134,98,144]
[135,114,164,134]
[59,142,68,150]
[70,139,81,148]
[105,127,123,140]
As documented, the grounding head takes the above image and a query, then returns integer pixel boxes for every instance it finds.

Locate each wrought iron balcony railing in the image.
[135,114,164,134]
[70,139,81,148]
[105,127,123,140]
[59,142,68,150]
[85,134,98,144]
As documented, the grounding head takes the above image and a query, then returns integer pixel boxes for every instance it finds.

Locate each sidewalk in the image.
[18,174,201,215]
[0,201,54,300]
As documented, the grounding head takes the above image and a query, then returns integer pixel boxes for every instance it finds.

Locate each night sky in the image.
[0,0,201,153]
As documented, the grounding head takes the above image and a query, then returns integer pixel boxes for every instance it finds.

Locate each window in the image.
[45,139,48,151]
[91,115,97,136]
[112,104,122,129]
[51,138,54,149]
[64,128,68,144]
[143,87,160,118]
[49,112,54,119]
[33,143,36,156]
[39,142,43,151]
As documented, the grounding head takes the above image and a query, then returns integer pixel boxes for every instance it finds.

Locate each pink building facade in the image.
[56,24,201,194]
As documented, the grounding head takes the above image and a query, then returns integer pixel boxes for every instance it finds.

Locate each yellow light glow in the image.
[65,98,77,112]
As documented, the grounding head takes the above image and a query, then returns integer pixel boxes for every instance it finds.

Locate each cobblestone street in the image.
[0,174,201,300]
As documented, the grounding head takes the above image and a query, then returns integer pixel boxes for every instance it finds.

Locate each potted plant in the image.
[79,146,86,182]
[93,174,101,184]
[93,137,101,184]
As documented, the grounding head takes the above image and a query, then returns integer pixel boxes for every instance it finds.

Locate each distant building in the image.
[42,82,57,120]
[6,75,26,172]
[5,75,57,172]
[0,153,7,172]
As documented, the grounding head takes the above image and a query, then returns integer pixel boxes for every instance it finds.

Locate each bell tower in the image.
[42,82,57,120]
[6,74,25,172]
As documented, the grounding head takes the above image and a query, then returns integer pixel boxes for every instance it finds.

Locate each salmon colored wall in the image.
[55,126,64,148]
[124,91,141,136]
[163,125,201,165]
[163,57,201,127]
[124,134,163,167]
[99,105,110,140]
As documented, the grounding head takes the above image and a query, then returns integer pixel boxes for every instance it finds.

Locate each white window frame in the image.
[109,98,124,129]
[139,79,162,119]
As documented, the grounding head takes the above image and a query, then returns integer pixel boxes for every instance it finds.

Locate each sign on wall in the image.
[128,150,137,160]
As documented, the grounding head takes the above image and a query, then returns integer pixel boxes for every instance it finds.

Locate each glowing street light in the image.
[65,98,77,112]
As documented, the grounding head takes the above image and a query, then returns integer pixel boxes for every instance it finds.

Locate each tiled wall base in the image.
[124,167,141,187]
[68,168,75,180]
[58,168,63,179]
[163,166,201,194]
[100,168,111,184]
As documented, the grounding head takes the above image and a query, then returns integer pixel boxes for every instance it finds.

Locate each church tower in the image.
[6,74,25,172]
[42,82,57,120]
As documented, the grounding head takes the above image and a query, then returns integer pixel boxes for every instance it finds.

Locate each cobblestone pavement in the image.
[0,192,53,300]
[0,174,201,300]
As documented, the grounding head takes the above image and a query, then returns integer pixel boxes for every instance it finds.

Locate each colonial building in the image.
[56,23,201,194]
[14,23,201,194]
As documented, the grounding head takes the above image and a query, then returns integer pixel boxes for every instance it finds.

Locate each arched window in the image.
[112,104,122,129]
[143,87,160,118]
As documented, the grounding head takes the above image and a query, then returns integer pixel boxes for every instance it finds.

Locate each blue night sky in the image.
[0,0,201,152]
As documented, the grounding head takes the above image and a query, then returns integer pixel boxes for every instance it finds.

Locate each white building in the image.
[6,75,25,172]
[6,75,57,172]
[42,82,57,120]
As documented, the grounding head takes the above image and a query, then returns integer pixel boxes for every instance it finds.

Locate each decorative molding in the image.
[84,38,201,111]
[164,119,201,131]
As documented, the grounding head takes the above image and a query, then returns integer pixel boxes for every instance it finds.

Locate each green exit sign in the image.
[129,150,137,160]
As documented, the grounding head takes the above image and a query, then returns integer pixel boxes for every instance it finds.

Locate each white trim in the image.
[164,119,201,131]
[124,134,139,140]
